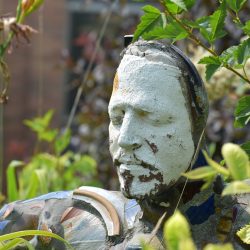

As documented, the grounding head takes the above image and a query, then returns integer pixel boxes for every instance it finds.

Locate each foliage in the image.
[184,143,250,193]
[133,5,162,41]
[5,110,101,202]
[142,210,233,250]
[183,143,250,245]
[0,0,44,103]
[0,230,73,250]
[163,211,195,250]
[237,223,250,244]
[234,95,250,128]
[133,0,250,83]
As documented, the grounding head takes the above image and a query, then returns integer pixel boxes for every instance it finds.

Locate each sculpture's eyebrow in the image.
[133,105,153,114]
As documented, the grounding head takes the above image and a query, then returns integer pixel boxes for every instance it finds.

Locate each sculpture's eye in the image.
[137,110,150,118]
[110,110,125,126]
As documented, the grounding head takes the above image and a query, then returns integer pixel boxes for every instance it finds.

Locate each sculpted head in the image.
[108,40,208,201]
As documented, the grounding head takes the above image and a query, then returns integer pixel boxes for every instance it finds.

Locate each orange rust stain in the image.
[3,205,14,219]
[112,72,119,93]
[39,223,52,245]
[60,207,83,223]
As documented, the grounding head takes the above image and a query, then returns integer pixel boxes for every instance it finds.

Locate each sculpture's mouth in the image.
[114,158,157,171]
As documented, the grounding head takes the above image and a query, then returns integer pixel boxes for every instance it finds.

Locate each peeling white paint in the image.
[109,50,195,200]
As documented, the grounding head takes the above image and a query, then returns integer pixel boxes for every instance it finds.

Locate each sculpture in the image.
[0,39,249,250]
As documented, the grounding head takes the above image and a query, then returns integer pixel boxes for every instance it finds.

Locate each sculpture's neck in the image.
[138,180,203,225]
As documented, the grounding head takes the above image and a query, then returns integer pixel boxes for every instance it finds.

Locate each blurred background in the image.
[0,0,250,198]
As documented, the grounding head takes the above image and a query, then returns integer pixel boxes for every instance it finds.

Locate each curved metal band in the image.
[73,189,121,236]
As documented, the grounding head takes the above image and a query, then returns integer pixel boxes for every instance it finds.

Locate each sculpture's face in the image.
[109,52,195,200]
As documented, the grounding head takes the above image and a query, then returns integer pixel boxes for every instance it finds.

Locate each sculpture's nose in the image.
[118,113,141,150]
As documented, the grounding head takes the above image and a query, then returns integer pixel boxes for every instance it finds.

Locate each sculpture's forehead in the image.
[117,54,181,79]
[111,54,184,103]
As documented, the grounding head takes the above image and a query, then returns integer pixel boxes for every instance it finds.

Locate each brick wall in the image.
[1,1,67,192]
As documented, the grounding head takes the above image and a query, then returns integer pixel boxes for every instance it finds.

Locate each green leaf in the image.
[206,63,222,80]
[182,166,217,180]
[197,16,212,42]
[199,56,221,65]
[24,110,59,143]
[34,169,48,194]
[197,1,227,44]
[222,181,250,195]
[55,129,71,156]
[209,0,227,40]
[169,0,188,11]
[164,2,183,14]
[164,211,195,250]
[178,238,196,250]
[164,0,194,14]
[142,21,188,42]
[237,223,250,244]
[219,46,239,67]
[1,238,34,250]
[241,141,250,158]
[182,19,200,28]
[39,129,58,142]
[201,176,216,190]
[234,96,250,128]
[203,150,230,178]
[141,241,156,250]
[0,230,73,250]
[6,161,24,202]
[242,20,250,36]
[24,171,39,199]
[71,155,97,175]
[203,243,234,250]
[226,0,247,13]
[198,56,222,80]
[222,143,250,180]
[133,5,161,41]
[24,110,54,134]
[237,38,250,65]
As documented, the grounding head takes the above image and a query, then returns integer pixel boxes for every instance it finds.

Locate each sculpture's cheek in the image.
[108,124,119,157]
[145,139,158,154]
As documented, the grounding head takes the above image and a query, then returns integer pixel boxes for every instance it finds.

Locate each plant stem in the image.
[243,65,249,80]
[0,33,14,59]
[227,65,250,83]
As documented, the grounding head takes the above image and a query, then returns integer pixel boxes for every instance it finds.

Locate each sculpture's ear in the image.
[124,35,134,48]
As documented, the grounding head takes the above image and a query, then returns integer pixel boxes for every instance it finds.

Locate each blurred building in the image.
[1,0,145,193]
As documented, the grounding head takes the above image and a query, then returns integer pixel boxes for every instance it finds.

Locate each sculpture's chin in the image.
[120,181,167,201]
[121,187,148,201]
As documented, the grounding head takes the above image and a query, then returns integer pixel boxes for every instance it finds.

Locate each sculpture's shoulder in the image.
[230,192,250,249]
[181,186,250,250]
[0,187,142,249]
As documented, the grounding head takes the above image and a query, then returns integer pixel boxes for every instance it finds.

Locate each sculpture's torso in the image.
[1,185,250,250]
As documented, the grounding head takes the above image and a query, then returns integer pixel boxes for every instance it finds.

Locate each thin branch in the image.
[225,65,250,83]
[66,0,118,130]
